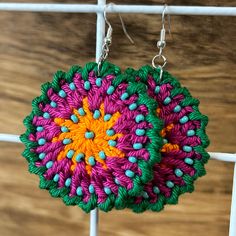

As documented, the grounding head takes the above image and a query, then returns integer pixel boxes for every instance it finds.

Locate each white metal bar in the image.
[229,163,236,236]
[0,4,235,16]
[209,152,236,163]
[89,0,106,236]
[0,133,21,143]
[0,133,236,163]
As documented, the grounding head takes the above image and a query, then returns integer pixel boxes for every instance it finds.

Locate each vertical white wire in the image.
[90,1,106,236]
[229,162,236,236]
[95,0,106,61]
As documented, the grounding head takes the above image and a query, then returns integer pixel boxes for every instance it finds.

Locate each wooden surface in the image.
[0,0,235,235]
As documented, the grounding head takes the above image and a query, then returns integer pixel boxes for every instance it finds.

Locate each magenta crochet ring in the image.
[125,65,210,212]
[20,62,164,213]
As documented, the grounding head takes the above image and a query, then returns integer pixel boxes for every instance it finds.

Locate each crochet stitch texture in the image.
[21,61,209,213]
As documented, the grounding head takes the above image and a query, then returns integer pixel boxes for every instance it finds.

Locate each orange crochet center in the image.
[52,97,125,175]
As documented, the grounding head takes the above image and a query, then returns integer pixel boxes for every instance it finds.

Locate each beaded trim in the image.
[125,65,210,212]
[20,61,164,213]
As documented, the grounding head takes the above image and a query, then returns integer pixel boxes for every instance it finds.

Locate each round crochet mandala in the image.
[20,62,164,213]
[125,65,210,212]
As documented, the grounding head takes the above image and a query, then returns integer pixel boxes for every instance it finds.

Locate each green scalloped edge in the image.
[20,61,164,213]
[124,65,210,213]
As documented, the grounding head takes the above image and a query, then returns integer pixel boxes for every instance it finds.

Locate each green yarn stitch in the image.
[20,61,164,213]
[123,65,210,213]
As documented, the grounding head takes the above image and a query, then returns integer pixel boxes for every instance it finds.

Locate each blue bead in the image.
[184,158,194,165]
[108,140,117,147]
[58,90,66,98]
[43,112,50,119]
[163,138,168,144]
[69,82,76,90]
[39,153,46,160]
[78,108,85,116]
[65,178,71,187]
[93,110,101,119]
[53,174,60,182]
[153,186,160,194]
[115,178,120,185]
[135,114,144,123]
[180,116,189,124]
[163,96,171,105]
[99,151,106,160]
[63,138,72,145]
[166,180,174,188]
[128,156,137,163]
[89,184,95,194]
[135,129,145,136]
[76,153,84,162]
[107,85,115,95]
[50,101,57,108]
[88,156,95,166]
[66,150,75,159]
[96,78,102,87]
[46,161,53,169]
[106,129,115,136]
[187,130,195,136]
[76,186,83,196]
[173,105,181,113]
[36,126,44,132]
[129,103,137,111]
[104,114,111,121]
[125,170,135,178]
[175,168,183,177]
[104,187,111,195]
[71,114,79,123]
[38,138,46,145]
[133,143,143,150]
[142,191,149,199]
[154,86,160,94]
[85,131,94,139]
[61,126,69,133]
[120,92,129,100]
[183,145,193,152]
[84,81,91,90]
[104,114,112,121]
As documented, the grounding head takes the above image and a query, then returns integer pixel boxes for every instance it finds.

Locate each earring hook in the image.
[162,4,172,40]
[152,4,171,80]
[97,4,113,75]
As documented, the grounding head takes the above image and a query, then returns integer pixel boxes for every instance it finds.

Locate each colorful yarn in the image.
[125,65,210,212]
[20,61,164,213]
[21,61,209,213]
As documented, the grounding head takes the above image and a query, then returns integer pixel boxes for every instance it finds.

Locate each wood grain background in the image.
[0,0,235,235]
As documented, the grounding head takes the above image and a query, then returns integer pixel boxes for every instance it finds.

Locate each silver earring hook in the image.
[108,2,134,44]
[97,4,113,75]
[97,3,135,75]
[152,4,171,80]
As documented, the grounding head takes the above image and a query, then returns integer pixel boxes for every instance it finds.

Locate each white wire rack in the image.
[0,1,235,236]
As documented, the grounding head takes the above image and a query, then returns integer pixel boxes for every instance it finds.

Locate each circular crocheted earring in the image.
[20,10,164,212]
[20,5,210,214]
[124,5,210,212]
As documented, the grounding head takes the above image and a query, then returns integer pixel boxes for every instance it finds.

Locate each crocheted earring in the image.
[124,5,210,212]
[20,5,210,214]
[20,10,164,213]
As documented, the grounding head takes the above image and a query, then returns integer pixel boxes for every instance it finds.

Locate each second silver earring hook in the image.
[97,4,112,75]
[152,4,171,80]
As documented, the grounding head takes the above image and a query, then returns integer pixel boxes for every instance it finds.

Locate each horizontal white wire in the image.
[0,133,235,162]
[0,4,235,16]
[0,133,21,143]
